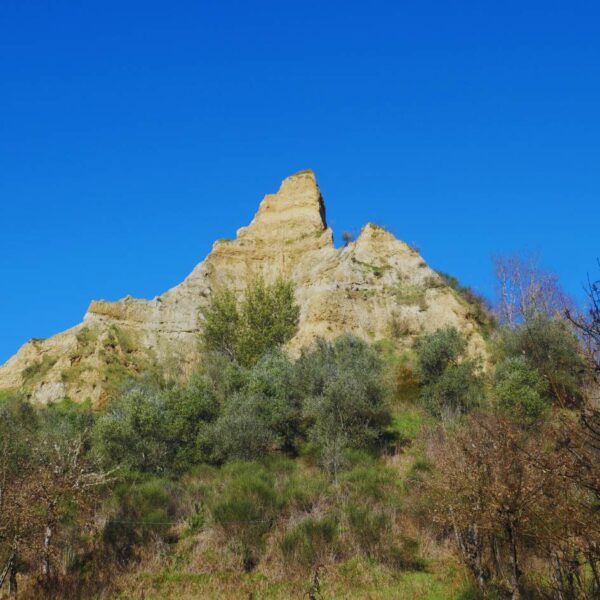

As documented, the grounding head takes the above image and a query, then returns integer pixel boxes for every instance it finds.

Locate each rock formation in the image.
[0,170,487,405]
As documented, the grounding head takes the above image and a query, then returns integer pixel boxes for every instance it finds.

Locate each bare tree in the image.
[0,429,113,595]
[567,269,600,381]
[493,253,573,325]
[424,413,600,599]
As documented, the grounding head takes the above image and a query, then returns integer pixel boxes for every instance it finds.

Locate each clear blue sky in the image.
[1,1,599,363]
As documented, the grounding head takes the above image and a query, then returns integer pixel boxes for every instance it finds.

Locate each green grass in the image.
[21,354,58,385]
[0,389,19,403]
[388,407,429,442]
[119,559,476,599]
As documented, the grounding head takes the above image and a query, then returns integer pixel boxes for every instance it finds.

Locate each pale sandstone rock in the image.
[0,170,487,405]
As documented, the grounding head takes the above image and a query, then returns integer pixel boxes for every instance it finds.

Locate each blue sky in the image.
[1,1,599,363]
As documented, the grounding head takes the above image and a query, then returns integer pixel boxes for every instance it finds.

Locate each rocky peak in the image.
[0,170,487,405]
[232,169,331,249]
[206,170,334,287]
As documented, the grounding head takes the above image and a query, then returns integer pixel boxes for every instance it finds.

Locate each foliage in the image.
[497,315,585,406]
[494,357,549,422]
[0,396,110,595]
[201,277,299,367]
[199,350,303,462]
[415,327,466,381]
[415,327,483,418]
[298,335,392,477]
[93,375,218,474]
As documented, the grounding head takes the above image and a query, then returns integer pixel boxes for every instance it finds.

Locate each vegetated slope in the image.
[0,170,487,405]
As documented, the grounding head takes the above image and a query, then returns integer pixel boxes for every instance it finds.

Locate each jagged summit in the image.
[0,171,486,405]
[240,169,329,242]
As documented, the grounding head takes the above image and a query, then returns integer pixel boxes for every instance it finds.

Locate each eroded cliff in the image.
[0,170,486,405]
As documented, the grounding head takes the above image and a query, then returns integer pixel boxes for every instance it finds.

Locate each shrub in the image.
[420,361,482,418]
[497,316,585,406]
[201,277,300,367]
[205,392,276,463]
[245,351,303,453]
[201,351,303,463]
[494,357,550,422]
[93,375,218,475]
[162,375,219,471]
[415,327,466,382]
[93,384,170,473]
[298,336,392,477]
[415,327,483,417]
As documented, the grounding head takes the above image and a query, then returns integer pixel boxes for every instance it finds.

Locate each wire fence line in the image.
[105,518,274,526]
[104,506,403,528]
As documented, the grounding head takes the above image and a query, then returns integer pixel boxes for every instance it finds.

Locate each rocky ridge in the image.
[0,170,486,405]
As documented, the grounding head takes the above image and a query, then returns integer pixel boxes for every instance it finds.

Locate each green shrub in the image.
[201,277,299,367]
[196,351,302,463]
[162,374,219,471]
[41,397,95,438]
[494,357,550,422]
[415,327,466,382]
[204,393,276,463]
[298,336,392,477]
[93,384,170,473]
[420,361,483,418]
[245,351,303,453]
[93,375,218,474]
[497,316,585,406]
[415,327,483,417]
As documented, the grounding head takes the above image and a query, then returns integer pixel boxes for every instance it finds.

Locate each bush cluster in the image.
[94,335,392,478]
[414,327,483,418]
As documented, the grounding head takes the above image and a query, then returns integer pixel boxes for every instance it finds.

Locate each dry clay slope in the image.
[0,170,486,405]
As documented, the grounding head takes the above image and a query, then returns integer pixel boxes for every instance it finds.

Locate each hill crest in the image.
[0,171,485,405]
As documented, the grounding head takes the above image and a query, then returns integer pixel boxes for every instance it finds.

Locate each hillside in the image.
[0,173,597,600]
[0,170,485,405]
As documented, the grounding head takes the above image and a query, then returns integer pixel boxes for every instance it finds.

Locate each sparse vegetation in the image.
[392,280,428,310]
[21,354,57,385]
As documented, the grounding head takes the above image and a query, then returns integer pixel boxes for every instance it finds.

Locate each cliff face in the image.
[0,170,486,405]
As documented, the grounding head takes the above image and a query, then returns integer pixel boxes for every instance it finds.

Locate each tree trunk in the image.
[585,552,600,595]
[453,523,489,593]
[8,553,17,597]
[551,552,566,600]
[41,523,52,586]
[506,517,522,600]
